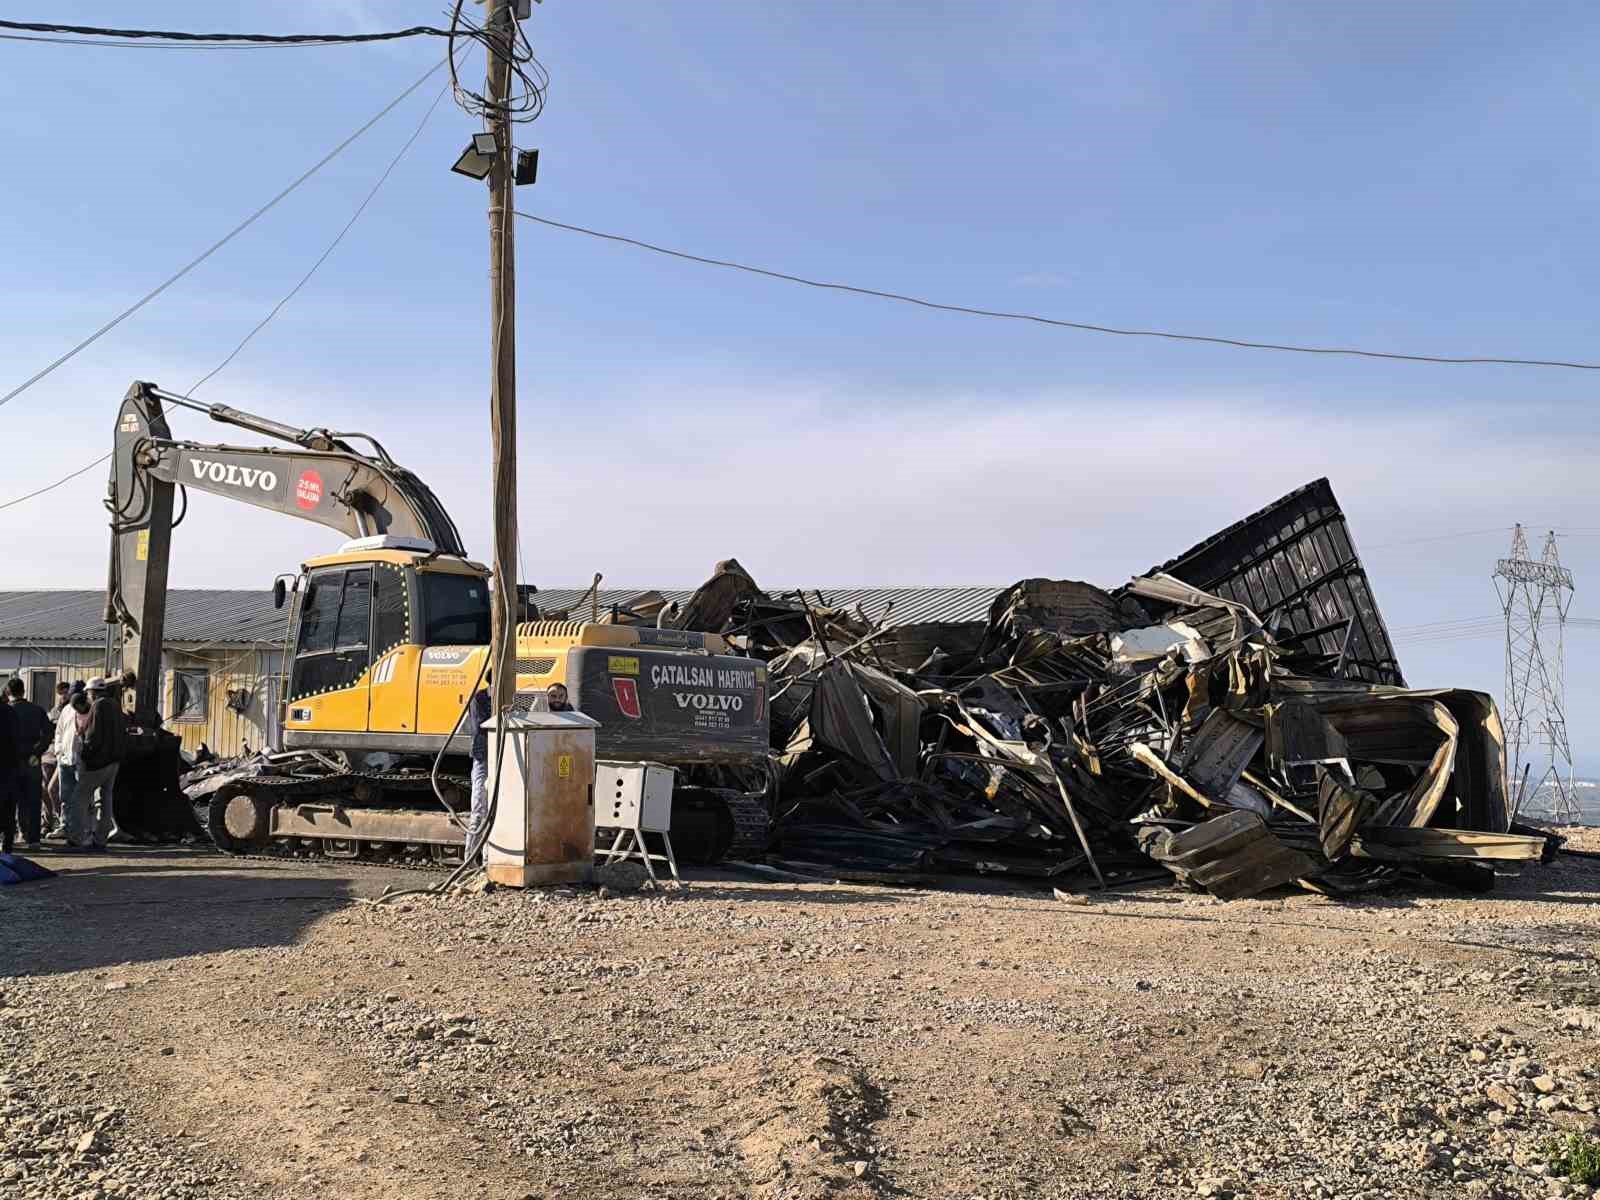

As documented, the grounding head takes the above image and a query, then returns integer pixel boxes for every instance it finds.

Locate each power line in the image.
[1362,527,1511,551]
[0,67,451,515]
[447,0,547,124]
[1391,615,1600,646]
[0,453,111,513]
[0,55,448,411]
[0,18,449,47]
[1395,620,1504,640]
[185,80,451,395]
[514,212,1600,371]
[0,32,390,50]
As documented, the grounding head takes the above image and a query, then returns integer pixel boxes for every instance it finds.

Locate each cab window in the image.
[297,570,345,654]
[291,566,374,699]
[421,573,490,645]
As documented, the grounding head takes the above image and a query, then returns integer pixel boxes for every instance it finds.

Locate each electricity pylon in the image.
[1494,525,1578,822]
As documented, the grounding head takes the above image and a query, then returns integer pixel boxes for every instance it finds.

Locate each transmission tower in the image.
[1494,525,1578,822]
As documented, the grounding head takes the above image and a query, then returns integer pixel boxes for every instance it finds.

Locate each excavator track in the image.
[205,768,473,869]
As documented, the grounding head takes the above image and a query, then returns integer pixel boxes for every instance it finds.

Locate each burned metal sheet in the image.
[1139,478,1405,686]
[1137,811,1319,900]
[1179,710,1264,801]
[1352,826,1547,862]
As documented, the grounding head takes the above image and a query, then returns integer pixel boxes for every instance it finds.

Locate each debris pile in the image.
[651,479,1557,898]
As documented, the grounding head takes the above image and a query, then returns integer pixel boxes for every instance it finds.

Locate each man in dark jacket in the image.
[71,677,127,851]
[6,677,53,850]
[0,693,18,854]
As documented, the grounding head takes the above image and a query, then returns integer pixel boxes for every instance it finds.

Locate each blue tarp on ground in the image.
[0,853,57,885]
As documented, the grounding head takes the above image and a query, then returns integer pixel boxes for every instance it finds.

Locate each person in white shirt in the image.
[51,688,90,842]
[41,681,70,832]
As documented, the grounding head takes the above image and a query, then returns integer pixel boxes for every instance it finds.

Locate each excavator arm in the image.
[106,380,467,722]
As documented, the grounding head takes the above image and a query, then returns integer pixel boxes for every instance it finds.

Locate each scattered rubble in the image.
[637,479,1563,899]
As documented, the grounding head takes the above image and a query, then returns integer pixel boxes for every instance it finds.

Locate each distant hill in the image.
[1520,776,1599,825]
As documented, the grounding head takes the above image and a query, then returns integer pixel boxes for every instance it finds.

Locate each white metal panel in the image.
[595,761,675,832]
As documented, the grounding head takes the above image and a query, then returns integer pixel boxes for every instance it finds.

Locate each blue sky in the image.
[1,2,1598,768]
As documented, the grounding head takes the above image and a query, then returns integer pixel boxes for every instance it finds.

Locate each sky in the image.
[1,2,1598,767]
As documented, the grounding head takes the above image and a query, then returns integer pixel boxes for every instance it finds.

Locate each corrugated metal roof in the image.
[535,586,1000,627]
[0,590,288,646]
[0,586,1001,646]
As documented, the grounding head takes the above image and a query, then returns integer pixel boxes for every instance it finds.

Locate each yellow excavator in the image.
[107,381,769,862]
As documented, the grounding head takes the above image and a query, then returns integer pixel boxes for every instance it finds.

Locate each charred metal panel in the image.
[1142,478,1404,686]
[1139,810,1319,900]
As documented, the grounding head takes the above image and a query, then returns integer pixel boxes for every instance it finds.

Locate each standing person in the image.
[5,678,52,851]
[73,677,127,853]
[0,690,18,855]
[41,681,70,834]
[52,688,91,848]
[466,671,492,862]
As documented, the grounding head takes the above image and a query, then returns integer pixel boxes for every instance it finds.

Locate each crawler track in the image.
[204,768,473,869]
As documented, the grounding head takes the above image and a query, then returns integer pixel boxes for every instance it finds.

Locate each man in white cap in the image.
[70,677,126,851]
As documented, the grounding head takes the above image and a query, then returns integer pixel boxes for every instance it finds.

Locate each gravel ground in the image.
[2,830,1598,1200]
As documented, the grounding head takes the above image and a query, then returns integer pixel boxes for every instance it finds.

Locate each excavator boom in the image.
[107,380,464,721]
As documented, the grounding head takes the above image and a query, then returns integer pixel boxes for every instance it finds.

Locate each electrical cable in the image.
[184,78,452,396]
[0,18,449,46]
[0,32,377,49]
[514,212,1600,371]
[378,681,505,905]
[404,43,529,896]
[0,60,450,517]
[447,0,547,124]
[1362,527,1512,551]
[0,54,449,411]
[428,650,491,835]
[0,453,110,512]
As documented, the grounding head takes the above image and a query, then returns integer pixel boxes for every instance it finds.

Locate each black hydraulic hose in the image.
[429,649,490,832]
[374,650,496,903]
[445,707,510,886]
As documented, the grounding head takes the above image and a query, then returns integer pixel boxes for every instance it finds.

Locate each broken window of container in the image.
[171,668,210,722]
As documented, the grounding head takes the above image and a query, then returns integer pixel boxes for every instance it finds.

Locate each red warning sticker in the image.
[295,469,323,510]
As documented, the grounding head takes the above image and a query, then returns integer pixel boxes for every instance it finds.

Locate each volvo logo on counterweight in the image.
[188,458,278,492]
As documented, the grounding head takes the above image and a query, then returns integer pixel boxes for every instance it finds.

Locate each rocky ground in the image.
[2,829,1598,1200]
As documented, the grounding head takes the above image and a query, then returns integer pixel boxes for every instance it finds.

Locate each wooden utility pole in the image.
[486,0,519,717]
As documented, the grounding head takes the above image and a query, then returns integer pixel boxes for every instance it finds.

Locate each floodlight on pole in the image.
[515,148,539,186]
[450,131,501,181]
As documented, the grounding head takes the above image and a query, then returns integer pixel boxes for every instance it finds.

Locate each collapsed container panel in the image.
[1140,478,1404,687]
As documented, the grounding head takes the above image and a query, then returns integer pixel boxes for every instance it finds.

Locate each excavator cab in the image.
[281,540,491,759]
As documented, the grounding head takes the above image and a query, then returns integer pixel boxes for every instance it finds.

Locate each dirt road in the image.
[3,836,1599,1200]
